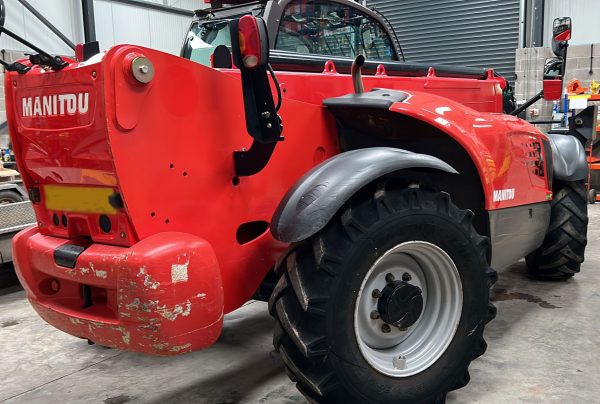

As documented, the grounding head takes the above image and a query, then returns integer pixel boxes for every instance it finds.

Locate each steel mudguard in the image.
[12,227,224,355]
[270,147,457,243]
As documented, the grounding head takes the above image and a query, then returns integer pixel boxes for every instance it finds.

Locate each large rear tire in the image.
[269,183,497,403]
[526,180,588,280]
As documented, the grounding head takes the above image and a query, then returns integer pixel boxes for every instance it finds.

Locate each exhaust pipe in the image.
[352,55,366,94]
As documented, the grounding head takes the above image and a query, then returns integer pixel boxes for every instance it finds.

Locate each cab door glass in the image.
[275,0,397,61]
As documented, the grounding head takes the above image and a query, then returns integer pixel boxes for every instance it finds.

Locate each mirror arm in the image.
[0,58,31,74]
[0,25,67,70]
[510,90,544,116]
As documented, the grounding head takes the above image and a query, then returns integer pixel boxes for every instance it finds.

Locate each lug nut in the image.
[393,355,407,370]
[385,273,395,283]
[372,289,382,298]
[381,324,391,333]
[402,272,412,282]
[370,310,380,320]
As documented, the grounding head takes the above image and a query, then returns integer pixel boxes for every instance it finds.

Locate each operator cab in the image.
[181,0,401,67]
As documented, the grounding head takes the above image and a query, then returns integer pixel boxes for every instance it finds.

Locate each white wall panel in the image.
[110,2,152,48]
[93,0,115,50]
[93,0,197,54]
[148,9,190,55]
[0,0,202,56]
[544,0,600,46]
[0,0,81,55]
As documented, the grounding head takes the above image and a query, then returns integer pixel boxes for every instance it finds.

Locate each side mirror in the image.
[543,57,563,101]
[552,17,571,58]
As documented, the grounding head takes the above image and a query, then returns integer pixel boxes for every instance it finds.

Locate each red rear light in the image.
[238,16,263,69]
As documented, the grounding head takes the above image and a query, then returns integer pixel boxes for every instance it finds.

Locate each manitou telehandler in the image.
[3,0,594,402]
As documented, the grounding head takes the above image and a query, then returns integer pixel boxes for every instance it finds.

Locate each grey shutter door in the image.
[367,0,520,82]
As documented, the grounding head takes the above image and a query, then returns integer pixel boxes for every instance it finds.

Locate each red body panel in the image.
[389,93,551,209]
[6,45,550,354]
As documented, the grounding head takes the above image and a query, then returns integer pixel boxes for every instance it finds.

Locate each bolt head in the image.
[402,272,412,282]
[381,324,391,333]
[139,65,149,74]
[370,310,380,320]
[385,273,395,283]
[372,289,382,298]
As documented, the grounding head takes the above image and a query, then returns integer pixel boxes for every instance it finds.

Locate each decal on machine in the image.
[493,188,516,202]
[21,92,90,117]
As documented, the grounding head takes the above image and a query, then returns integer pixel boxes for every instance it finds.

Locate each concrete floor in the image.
[2,208,600,404]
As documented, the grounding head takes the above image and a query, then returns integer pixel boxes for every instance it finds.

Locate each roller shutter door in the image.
[368,0,520,81]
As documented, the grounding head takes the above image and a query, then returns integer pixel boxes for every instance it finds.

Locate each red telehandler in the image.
[2,1,594,402]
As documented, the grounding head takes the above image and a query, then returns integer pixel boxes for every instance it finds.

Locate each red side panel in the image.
[101,46,339,312]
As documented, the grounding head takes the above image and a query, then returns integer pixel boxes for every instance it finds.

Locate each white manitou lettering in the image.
[493,188,516,202]
[21,92,90,117]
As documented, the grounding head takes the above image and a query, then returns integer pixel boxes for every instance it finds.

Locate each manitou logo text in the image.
[493,188,515,202]
[21,93,89,117]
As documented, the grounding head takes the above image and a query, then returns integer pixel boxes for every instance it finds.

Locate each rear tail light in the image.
[238,16,265,69]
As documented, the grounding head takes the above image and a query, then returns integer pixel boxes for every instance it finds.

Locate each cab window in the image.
[275,0,397,61]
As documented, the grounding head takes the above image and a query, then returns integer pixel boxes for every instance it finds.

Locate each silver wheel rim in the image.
[354,241,463,377]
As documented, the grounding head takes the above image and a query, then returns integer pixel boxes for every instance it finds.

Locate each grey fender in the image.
[270,147,458,243]
[546,133,588,181]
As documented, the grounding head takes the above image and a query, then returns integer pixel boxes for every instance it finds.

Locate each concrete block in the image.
[567,45,593,58]
[575,57,594,69]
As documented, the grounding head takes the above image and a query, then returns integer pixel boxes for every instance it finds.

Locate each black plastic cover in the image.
[54,244,86,269]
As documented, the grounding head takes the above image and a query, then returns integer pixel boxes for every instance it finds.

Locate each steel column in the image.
[82,0,96,43]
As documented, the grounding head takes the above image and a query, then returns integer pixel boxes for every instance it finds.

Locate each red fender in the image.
[389,91,551,210]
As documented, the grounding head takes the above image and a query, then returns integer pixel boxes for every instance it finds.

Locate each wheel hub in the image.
[378,280,423,329]
[354,241,463,377]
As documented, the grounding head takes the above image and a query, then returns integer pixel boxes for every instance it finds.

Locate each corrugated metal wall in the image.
[367,0,520,81]
[0,0,201,56]
[543,0,600,46]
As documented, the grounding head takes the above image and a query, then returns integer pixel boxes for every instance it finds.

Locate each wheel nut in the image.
[402,272,412,282]
[372,289,382,298]
[381,324,391,333]
[393,355,407,369]
[370,310,380,320]
[385,273,395,283]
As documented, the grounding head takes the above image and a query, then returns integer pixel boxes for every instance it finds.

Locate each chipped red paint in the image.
[6,44,550,355]
[13,226,223,354]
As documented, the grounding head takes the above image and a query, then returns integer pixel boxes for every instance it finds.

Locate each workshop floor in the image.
[2,207,600,404]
